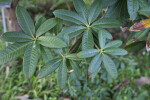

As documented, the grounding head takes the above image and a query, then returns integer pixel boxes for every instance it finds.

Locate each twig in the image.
[0,61,18,71]
[94,43,100,50]
[113,78,130,92]
[64,0,71,10]
[0,65,5,71]
[0,66,9,89]
[69,37,82,54]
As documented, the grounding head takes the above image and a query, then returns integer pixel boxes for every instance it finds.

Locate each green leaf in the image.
[35,17,46,31]
[104,40,122,49]
[36,18,57,37]
[88,0,102,24]
[53,49,63,56]
[77,49,99,58]
[107,74,113,83]
[89,54,102,79]
[0,42,30,65]
[53,18,63,35]
[38,36,67,48]
[63,34,70,46]
[92,18,122,28]
[127,0,139,20]
[73,0,88,23]
[104,48,128,56]
[58,26,86,39]
[102,54,118,79]
[135,29,150,39]
[53,9,86,25]
[82,29,94,50]
[120,62,125,70]
[66,54,83,60]
[40,46,53,63]
[139,7,150,16]
[58,59,67,89]
[102,0,119,8]
[23,43,39,78]
[139,0,149,7]
[38,59,62,78]
[98,30,106,49]
[104,0,129,21]
[98,29,112,49]
[125,41,145,52]
[70,60,81,78]
[16,6,35,36]
[2,32,32,42]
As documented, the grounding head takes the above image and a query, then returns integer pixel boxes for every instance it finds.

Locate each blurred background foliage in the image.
[0,0,150,100]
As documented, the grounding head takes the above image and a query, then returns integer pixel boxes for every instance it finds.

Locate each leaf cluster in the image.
[0,0,129,90]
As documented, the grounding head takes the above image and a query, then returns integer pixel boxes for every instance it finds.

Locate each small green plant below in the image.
[0,0,150,99]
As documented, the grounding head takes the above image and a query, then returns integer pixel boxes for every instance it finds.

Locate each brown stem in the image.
[64,0,71,10]
[69,37,82,54]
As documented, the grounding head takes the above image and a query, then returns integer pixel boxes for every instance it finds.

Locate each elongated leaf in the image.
[23,43,38,78]
[53,18,63,35]
[35,17,46,31]
[53,9,85,25]
[53,49,63,56]
[38,36,67,48]
[125,41,145,52]
[89,54,102,78]
[92,18,122,28]
[104,40,122,49]
[73,0,88,23]
[82,29,94,50]
[0,42,30,65]
[38,59,62,78]
[70,60,81,78]
[77,49,99,58]
[104,48,127,56]
[58,59,67,89]
[88,0,102,24]
[2,32,32,42]
[16,6,35,36]
[139,0,149,7]
[98,29,112,49]
[102,0,119,8]
[66,54,83,60]
[127,0,139,20]
[104,0,129,21]
[98,30,106,49]
[40,46,53,63]
[121,62,125,70]
[102,54,118,79]
[63,34,69,46]
[134,29,150,39]
[58,26,86,39]
[107,74,113,83]
[36,18,57,37]
[139,7,150,16]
